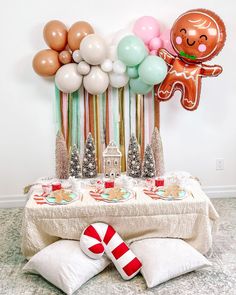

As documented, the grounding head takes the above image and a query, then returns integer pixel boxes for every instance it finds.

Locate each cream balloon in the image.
[80,34,107,65]
[77,61,90,75]
[109,72,129,88]
[55,63,82,93]
[112,60,126,74]
[112,28,133,46]
[72,50,83,63]
[101,59,113,72]
[83,66,109,95]
[107,45,117,61]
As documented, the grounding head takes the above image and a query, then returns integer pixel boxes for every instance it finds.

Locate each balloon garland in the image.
[32,17,171,95]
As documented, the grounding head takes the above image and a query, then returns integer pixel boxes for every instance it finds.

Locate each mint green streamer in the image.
[55,84,61,133]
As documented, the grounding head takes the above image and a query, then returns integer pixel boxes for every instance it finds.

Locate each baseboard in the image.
[0,194,27,208]
[203,185,236,198]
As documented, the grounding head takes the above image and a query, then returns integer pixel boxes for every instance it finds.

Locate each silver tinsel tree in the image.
[142,144,156,178]
[69,144,82,178]
[82,133,97,178]
[151,127,165,176]
[127,134,141,178]
[55,131,69,179]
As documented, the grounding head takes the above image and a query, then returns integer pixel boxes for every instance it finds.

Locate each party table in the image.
[21,174,219,259]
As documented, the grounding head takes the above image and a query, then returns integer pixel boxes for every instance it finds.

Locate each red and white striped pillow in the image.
[80,223,142,280]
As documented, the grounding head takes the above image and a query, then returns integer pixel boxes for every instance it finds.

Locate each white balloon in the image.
[72,50,82,63]
[84,66,109,95]
[109,72,129,88]
[55,63,82,93]
[107,45,117,61]
[77,61,90,75]
[112,28,133,45]
[101,59,113,72]
[113,60,126,74]
[80,34,107,65]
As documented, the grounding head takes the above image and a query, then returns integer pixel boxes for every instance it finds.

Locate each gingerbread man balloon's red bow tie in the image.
[155,9,226,111]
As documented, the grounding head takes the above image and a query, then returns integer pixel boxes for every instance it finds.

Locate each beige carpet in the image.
[0,198,235,295]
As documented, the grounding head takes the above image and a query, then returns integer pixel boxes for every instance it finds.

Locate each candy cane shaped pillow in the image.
[80,222,142,280]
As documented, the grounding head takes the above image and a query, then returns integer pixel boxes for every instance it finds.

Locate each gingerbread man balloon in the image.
[155,9,226,111]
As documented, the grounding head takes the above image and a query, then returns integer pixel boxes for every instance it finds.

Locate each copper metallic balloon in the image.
[68,21,94,51]
[43,20,67,52]
[59,50,72,64]
[32,49,61,77]
[155,9,226,111]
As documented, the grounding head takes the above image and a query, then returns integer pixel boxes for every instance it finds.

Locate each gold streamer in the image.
[105,89,110,146]
[118,87,126,172]
[154,96,160,129]
[136,94,145,159]
[88,94,94,137]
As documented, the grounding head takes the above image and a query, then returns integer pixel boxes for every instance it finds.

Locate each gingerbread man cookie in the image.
[155,9,226,111]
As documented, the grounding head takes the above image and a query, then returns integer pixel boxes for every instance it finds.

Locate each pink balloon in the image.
[150,49,158,55]
[160,29,176,55]
[149,37,163,50]
[133,16,160,44]
[145,45,150,54]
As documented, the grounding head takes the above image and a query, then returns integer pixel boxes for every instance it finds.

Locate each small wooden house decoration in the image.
[103,141,121,178]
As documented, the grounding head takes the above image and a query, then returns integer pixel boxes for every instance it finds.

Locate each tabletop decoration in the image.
[104,179,115,188]
[103,141,121,178]
[56,131,69,179]
[69,144,82,178]
[155,177,164,187]
[82,133,98,178]
[52,182,62,191]
[151,127,164,176]
[127,134,142,178]
[142,144,156,178]
[157,185,188,201]
[89,187,133,203]
[46,189,80,205]
[143,186,160,200]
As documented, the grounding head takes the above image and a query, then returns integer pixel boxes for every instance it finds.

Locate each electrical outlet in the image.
[216,159,224,170]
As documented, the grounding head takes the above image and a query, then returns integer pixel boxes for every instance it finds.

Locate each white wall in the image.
[0,0,235,196]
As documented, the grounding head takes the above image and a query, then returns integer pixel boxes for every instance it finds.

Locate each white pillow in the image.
[130,238,211,288]
[23,240,110,295]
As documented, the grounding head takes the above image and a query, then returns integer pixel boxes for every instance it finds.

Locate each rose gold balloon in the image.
[68,21,94,51]
[43,20,67,51]
[59,50,72,64]
[32,49,61,77]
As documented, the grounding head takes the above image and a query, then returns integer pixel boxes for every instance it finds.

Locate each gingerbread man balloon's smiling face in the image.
[171,9,226,63]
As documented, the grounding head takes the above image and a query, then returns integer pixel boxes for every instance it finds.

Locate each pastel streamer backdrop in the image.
[55,85,160,173]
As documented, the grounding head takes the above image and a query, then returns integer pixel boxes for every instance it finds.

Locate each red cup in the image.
[104,180,115,188]
[52,182,61,191]
[155,178,164,187]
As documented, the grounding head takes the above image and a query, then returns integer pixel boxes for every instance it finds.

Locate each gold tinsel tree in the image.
[55,131,69,179]
[151,127,165,176]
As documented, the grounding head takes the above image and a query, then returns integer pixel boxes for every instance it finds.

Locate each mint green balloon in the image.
[127,66,139,78]
[130,77,153,95]
[117,35,147,67]
[138,55,167,85]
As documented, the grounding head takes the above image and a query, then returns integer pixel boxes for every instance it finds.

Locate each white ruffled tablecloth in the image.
[21,172,219,259]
